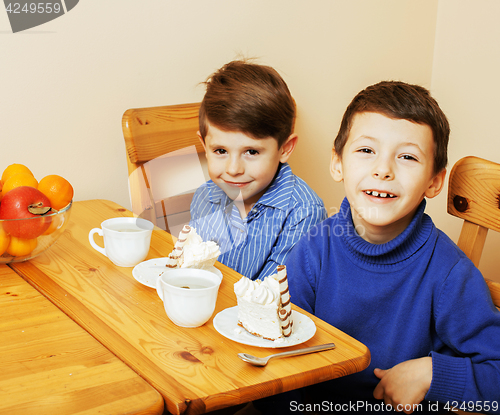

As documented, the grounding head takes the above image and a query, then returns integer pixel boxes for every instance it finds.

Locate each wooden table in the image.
[0,264,164,415]
[10,200,370,415]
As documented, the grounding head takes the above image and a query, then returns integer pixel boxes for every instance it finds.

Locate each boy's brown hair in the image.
[334,81,449,174]
[199,60,295,148]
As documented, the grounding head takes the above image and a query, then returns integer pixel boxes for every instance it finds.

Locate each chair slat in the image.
[448,156,500,308]
[456,221,488,268]
[122,103,202,233]
[123,103,203,164]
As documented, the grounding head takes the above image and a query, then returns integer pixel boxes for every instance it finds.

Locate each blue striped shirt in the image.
[189,162,327,280]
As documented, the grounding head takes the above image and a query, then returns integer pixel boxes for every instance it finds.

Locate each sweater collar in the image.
[338,197,434,265]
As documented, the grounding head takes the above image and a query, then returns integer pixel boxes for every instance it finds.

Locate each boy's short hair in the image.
[334,81,449,174]
[199,60,295,148]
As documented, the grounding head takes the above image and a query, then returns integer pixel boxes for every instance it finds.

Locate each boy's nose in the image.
[226,156,244,176]
[372,160,394,180]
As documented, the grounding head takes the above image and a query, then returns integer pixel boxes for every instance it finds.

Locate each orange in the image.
[6,235,37,257]
[2,172,38,195]
[38,175,74,210]
[1,163,34,183]
[0,225,10,256]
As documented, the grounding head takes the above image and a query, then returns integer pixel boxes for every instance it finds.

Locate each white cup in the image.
[156,268,221,327]
[89,217,154,267]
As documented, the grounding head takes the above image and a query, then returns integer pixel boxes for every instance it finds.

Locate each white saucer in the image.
[132,258,223,288]
[213,306,316,348]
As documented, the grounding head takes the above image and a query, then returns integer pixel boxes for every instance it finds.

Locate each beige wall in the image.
[1,1,498,280]
[429,0,500,282]
[0,0,438,208]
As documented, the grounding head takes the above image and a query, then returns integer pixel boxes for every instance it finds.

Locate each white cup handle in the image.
[89,228,107,257]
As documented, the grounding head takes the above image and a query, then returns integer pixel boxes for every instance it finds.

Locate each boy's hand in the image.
[373,357,432,414]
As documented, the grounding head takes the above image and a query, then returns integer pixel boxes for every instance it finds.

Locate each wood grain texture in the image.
[10,200,370,415]
[0,265,163,415]
[456,221,488,268]
[448,156,500,307]
[122,103,203,165]
[448,156,500,232]
[122,103,202,234]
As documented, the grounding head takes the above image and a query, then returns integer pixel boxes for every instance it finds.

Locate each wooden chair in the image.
[447,156,500,308]
[122,103,206,234]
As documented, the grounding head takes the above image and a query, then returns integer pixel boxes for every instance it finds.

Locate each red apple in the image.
[0,186,52,239]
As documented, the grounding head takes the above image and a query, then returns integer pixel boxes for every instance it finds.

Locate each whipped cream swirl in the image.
[234,276,279,305]
[183,227,203,245]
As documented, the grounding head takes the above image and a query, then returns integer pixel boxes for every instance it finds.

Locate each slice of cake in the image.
[165,225,220,270]
[234,265,293,340]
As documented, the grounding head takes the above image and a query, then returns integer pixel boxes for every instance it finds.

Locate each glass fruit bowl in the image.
[0,201,72,263]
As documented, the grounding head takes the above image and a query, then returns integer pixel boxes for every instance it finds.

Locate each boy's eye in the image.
[400,154,418,161]
[214,149,227,155]
[245,149,259,156]
[357,148,373,154]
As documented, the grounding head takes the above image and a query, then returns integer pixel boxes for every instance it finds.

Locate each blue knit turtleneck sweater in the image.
[286,198,500,413]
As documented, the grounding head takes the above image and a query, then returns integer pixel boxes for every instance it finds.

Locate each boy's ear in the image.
[197,131,206,152]
[424,168,447,199]
[330,149,344,182]
[279,133,298,163]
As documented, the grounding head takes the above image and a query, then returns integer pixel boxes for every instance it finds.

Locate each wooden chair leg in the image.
[457,221,488,268]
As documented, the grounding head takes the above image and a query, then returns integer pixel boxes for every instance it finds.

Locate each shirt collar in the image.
[206,181,227,206]
[256,162,293,210]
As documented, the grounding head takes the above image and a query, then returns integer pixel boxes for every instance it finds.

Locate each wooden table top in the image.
[0,264,164,415]
[10,200,370,415]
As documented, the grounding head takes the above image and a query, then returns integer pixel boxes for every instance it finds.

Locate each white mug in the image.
[89,217,154,267]
[156,268,221,327]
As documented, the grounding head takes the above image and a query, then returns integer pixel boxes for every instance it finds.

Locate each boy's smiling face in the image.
[200,124,297,216]
[331,112,446,244]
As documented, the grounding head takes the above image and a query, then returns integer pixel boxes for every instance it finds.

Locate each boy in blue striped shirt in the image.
[190,60,327,280]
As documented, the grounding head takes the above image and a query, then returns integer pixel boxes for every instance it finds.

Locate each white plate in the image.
[213,306,316,348]
[132,258,223,288]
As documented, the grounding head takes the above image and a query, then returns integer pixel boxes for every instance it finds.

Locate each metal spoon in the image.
[238,343,336,366]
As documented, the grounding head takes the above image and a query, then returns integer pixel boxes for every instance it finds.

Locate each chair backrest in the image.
[447,156,500,307]
[122,103,204,233]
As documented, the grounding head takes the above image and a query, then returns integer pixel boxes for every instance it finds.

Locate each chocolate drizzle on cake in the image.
[233,265,294,341]
[165,253,178,268]
[165,225,192,269]
[277,265,293,337]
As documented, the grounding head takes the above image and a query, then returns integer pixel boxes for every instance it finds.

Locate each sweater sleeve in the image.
[426,258,500,413]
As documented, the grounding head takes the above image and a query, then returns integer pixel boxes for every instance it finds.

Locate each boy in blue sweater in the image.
[190,61,326,280]
[286,81,500,413]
